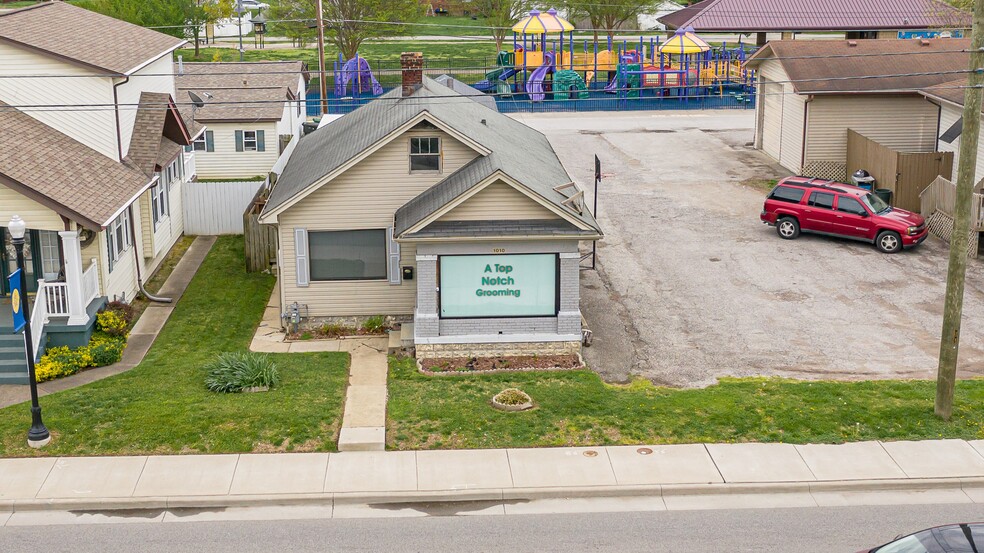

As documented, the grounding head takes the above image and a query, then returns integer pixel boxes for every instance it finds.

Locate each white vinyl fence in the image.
[182,179,266,235]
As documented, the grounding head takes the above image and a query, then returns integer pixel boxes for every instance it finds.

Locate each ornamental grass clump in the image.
[204,352,280,393]
[493,388,532,406]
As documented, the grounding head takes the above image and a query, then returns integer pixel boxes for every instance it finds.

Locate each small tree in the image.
[474,0,532,51]
[268,0,317,48]
[565,0,660,43]
[322,0,423,60]
[183,0,234,58]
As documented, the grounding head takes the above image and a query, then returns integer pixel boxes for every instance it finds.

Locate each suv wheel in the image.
[777,217,800,240]
[876,231,902,253]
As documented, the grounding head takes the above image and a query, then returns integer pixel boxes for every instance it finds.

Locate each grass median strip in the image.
[387,356,984,449]
[0,236,348,457]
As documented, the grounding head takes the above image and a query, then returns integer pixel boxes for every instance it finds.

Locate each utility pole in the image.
[315,0,328,115]
[935,0,984,420]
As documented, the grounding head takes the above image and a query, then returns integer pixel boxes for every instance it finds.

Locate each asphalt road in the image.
[1,503,982,552]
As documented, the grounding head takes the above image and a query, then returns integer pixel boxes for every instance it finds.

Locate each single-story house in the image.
[259,53,603,358]
[744,38,969,179]
[659,0,970,45]
[921,80,984,191]
[175,61,309,180]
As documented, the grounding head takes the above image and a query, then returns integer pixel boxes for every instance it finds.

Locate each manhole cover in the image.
[583,450,599,458]
[637,447,653,455]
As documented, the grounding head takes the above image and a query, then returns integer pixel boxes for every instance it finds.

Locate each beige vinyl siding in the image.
[756,60,790,160]
[437,181,560,222]
[194,122,279,179]
[118,55,178,159]
[278,128,481,316]
[147,178,184,270]
[0,183,65,230]
[779,85,805,172]
[754,60,806,172]
[100,213,140,303]
[805,95,939,164]
[936,103,984,187]
[0,44,118,160]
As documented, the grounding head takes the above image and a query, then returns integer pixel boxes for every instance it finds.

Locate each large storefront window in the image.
[439,254,558,318]
[309,229,387,280]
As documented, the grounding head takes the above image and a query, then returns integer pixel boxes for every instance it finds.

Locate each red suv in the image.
[760,177,928,253]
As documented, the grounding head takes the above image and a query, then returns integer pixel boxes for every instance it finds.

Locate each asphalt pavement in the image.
[1,503,981,552]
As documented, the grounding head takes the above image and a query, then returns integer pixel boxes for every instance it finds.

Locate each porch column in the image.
[59,230,89,326]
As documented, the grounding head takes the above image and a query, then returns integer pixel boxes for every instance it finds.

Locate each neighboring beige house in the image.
[0,2,198,383]
[921,80,984,191]
[259,56,603,358]
[175,61,309,180]
[745,39,969,179]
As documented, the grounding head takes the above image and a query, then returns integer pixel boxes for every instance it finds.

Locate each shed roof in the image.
[659,0,970,32]
[0,101,153,229]
[262,77,601,237]
[745,39,970,95]
[0,1,185,75]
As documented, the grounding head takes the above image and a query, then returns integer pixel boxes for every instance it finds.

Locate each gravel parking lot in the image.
[514,111,984,387]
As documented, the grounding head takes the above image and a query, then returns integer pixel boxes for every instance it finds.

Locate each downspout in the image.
[801,94,813,174]
[128,204,172,303]
[113,76,130,161]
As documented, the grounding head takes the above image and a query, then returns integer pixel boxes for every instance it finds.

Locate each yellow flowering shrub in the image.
[96,310,129,337]
[34,333,127,382]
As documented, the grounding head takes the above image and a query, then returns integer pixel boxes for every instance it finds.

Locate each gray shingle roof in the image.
[175,61,308,123]
[125,92,194,177]
[405,219,596,239]
[264,77,601,237]
[0,101,152,229]
[433,75,499,112]
[0,2,185,75]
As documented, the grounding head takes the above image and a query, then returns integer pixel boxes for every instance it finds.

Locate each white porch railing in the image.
[82,259,99,307]
[42,282,70,316]
[29,281,50,360]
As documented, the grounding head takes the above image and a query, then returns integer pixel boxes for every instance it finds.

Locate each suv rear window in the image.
[769,185,805,204]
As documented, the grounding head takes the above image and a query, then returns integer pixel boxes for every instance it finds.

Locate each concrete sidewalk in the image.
[2,439,984,523]
[0,236,216,410]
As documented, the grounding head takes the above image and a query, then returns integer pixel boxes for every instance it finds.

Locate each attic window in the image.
[410,137,441,172]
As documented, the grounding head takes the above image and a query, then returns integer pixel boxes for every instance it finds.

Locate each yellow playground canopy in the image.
[658,27,711,55]
[512,8,574,35]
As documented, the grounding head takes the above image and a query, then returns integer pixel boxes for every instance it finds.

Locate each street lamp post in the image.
[235,0,244,62]
[7,215,50,448]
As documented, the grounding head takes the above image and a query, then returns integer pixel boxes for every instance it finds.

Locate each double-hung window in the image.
[409,137,441,172]
[106,210,131,273]
[308,230,387,281]
[151,181,169,227]
[243,130,258,151]
[191,134,207,151]
[235,130,264,152]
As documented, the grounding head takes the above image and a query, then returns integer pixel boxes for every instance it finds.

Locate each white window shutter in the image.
[294,228,309,287]
[387,226,401,285]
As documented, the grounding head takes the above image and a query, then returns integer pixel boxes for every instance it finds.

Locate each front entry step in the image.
[0,331,29,385]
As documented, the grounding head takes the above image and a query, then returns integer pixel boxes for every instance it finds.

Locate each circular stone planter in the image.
[491,389,534,412]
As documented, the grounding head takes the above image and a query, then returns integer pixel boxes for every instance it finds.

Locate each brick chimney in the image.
[401,52,424,97]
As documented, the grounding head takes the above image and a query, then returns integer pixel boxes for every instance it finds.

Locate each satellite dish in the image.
[188,91,205,108]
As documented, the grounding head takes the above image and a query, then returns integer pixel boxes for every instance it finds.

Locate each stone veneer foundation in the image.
[415,340,581,358]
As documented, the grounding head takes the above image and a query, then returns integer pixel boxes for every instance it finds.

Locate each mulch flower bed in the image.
[419,354,583,374]
[287,326,390,341]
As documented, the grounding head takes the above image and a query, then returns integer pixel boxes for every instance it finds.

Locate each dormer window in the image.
[410,137,441,172]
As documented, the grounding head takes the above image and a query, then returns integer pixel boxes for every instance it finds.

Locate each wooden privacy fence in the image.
[182,179,267,235]
[244,186,278,273]
[846,129,953,212]
[919,176,984,258]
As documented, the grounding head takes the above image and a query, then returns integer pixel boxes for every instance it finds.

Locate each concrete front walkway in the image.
[0,236,217,410]
[248,282,390,451]
[2,439,984,523]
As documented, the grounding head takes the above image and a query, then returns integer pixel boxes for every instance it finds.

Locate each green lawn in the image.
[387,357,984,450]
[0,236,348,457]
[176,42,499,66]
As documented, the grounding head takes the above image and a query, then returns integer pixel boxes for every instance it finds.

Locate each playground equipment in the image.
[334,54,382,97]
[526,50,555,101]
[473,51,519,97]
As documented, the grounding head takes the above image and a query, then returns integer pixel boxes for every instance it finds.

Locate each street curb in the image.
[8,477,983,514]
